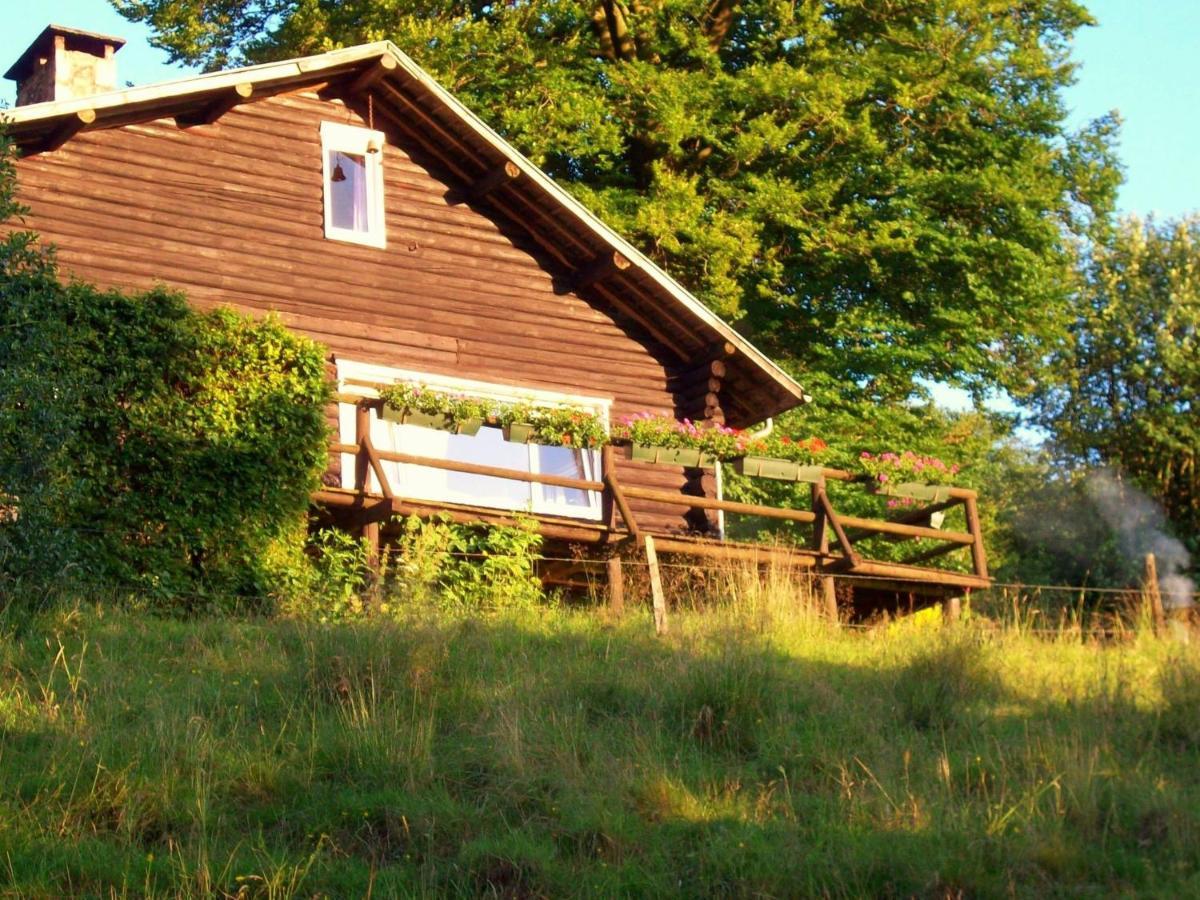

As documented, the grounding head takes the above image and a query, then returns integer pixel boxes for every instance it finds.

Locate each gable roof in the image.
[2,41,810,426]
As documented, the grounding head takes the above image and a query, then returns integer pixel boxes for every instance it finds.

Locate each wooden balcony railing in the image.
[314,396,989,588]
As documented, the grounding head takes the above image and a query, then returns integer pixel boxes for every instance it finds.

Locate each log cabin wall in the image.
[9,88,713,534]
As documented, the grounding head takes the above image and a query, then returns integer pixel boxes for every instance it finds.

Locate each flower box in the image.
[381,407,483,435]
[734,456,825,483]
[870,481,952,503]
[629,443,713,468]
[503,422,536,444]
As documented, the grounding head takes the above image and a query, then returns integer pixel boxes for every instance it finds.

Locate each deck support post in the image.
[644,534,668,636]
[942,595,962,624]
[607,555,625,616]
[362,519,382,601]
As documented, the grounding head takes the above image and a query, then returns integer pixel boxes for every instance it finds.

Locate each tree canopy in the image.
[1034,216,1200,554]
[113,0,1119,406]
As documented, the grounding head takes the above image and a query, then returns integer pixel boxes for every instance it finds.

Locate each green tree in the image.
[114,0,1119,407]
[1034,216,1200,554]
[0,137,332,608]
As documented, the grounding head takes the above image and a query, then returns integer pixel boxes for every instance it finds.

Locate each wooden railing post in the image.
[354,400,371,495]
[602,445,639,538]
[810,481,838,621]
[963,494,989,579]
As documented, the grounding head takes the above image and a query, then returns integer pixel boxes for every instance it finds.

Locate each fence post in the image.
[1144,552,1166,636]
[644,534,668,636]
[607,555,625,617]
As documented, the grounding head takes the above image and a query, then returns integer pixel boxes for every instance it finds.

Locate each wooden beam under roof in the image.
[554,250,631,295]
[346,54,398,95]
[31,109,96,153]
[174,83,254,127]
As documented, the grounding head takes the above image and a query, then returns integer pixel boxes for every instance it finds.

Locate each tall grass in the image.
[0,583,1197,897]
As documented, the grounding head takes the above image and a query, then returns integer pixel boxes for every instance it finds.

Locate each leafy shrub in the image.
[391,515,544,611]
[0,137,331,609]
[279,528,374,622]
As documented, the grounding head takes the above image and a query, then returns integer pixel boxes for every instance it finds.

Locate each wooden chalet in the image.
[2,26,989,615]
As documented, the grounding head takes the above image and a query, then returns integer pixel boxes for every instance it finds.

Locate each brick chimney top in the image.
[4,25,126,107]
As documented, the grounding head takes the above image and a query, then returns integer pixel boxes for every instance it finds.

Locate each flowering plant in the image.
[378,382,489,426]
[743,434,828,464]
[610,413,750,457]
[498,402,607,449]
[858,451,960,486]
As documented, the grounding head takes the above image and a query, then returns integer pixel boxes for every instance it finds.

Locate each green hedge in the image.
[0,136,331,610]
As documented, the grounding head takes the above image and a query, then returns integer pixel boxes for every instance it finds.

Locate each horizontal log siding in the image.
[11,90,711,533]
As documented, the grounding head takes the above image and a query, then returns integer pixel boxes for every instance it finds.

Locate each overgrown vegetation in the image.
[0,136,331,609]
[284,516,546,622]
[1,588,1196,897]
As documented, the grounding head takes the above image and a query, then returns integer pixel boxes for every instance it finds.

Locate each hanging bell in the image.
[330,159,347,183]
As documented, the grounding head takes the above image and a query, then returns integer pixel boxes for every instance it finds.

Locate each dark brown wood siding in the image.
[11,89,712,533]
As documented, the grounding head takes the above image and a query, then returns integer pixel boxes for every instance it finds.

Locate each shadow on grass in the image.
[1,607,1198,897]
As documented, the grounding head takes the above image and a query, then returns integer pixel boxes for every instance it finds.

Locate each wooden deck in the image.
[312,398,991,614]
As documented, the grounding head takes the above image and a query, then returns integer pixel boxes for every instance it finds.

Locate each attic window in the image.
[320,121,386,248]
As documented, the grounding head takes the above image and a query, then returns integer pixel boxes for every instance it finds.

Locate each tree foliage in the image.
[113,0,1119,405]
[0,137,332,607]
[1034,216,1200,553]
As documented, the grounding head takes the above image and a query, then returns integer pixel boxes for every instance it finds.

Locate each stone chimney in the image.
[4,25,125,107]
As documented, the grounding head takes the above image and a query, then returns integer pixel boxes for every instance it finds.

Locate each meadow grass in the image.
[0,581,1197,898]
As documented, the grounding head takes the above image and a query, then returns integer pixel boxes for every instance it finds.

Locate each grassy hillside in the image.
[1,593,1198,897]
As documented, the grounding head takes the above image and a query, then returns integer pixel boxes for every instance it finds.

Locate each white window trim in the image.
[320,121,387,249]
[335,359,612,520]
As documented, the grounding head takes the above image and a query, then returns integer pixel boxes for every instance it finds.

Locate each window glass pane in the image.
[536,445,591,508]
[328,150,369,232]
[444,426,531,507]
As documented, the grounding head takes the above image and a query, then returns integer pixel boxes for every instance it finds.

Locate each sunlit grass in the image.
[0,588,1197,897]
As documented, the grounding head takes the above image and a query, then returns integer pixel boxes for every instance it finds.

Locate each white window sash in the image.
[320,121,387,249]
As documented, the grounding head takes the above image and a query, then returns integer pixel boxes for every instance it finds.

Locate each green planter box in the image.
[503,422,536,444]
[629,443,712,468]
[870,481,952,503]
[734,456,825,483]
[381,407,483,436]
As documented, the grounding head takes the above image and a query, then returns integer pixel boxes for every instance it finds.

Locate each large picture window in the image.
[336,361,608,520]
[320,121,386,248]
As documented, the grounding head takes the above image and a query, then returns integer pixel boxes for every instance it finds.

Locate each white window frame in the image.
[320,121,387,248]
[335,359,611,521]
